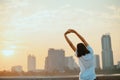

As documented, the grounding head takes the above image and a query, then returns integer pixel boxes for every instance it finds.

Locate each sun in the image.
[2,50,15,56]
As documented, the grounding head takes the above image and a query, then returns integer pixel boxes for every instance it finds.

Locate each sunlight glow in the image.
[10,45,17,49]
[2,50,14,56]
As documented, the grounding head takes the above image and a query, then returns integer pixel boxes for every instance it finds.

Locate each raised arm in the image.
[68,29,89,47]
[64,31,76,52]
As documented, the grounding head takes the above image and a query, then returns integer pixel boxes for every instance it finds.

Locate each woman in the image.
[64,29,96,80]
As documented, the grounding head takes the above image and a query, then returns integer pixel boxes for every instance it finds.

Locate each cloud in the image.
[0,1,96,31]
[106,5,120,19]
[1,1,120,34]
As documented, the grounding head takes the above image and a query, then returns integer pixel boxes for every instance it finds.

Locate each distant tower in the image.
[45,48,65,72]
[101,34,114,70]
[94,55,100,70]
[65,56,79,70]
[11,65,23,72]
[27,55,36,72]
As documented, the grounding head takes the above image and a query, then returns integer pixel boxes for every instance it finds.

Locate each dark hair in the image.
[76,43,90,57]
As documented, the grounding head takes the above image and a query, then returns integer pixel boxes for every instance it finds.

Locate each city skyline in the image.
[0,0,120,71]
[1,40,119,72]
[3,44,119,72]
[0,33,119,71]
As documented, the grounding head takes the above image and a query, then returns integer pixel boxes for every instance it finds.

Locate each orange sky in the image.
[0,0,120,71]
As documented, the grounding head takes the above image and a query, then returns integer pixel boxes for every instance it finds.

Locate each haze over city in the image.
[0,0,120,71]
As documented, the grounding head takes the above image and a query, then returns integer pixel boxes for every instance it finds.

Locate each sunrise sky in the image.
[0,0,120,71]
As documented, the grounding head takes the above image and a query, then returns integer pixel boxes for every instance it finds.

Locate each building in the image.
[11,65,23,72]
[65,56,79,70]
[117,61,120,69]
[27,55,36,72]
[45,48,65,72]
[94,55,100,70]
[101,34,114,70]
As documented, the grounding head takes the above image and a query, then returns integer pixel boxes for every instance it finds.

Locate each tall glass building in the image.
[101,34,114,70]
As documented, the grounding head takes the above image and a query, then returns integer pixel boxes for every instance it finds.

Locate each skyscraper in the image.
[45,48,65,72]
[65,56,79,70]
[27,55,36,72]
[101,34,114,69]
